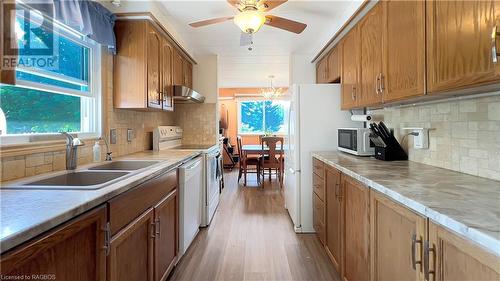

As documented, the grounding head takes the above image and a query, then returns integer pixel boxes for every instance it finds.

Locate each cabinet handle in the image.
[158,92,163,105]
[424,240,436,281]
[492,26,499,63]
[103,222,111,256]
[155,218,161,235]
[336,183,343,202]
[151,221,156,238]
[379,73,385,94]
[375,74,380,95]
[411,234,423,270]
[351,86,356,101]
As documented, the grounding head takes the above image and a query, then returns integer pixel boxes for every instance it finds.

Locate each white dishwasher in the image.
[178,156,203,258]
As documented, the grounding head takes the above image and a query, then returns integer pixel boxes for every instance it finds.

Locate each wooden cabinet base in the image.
[0,206,107,281]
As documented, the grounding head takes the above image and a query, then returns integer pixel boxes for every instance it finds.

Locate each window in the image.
[0,5,100,143]
[238,100,288,135]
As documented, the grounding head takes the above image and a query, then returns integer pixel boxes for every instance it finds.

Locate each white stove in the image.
[153,126,221,230]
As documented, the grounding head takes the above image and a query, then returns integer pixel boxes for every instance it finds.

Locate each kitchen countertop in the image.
[0,150,201,254]
[312,151,500,256]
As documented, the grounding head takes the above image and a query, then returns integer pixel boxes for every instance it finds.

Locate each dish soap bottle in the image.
[93,139,101,162]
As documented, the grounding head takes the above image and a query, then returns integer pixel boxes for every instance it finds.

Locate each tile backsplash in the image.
[174,103,218,145]
[370,92,500,181]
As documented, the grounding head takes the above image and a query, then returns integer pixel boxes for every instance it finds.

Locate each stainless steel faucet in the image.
[61,132,85,170]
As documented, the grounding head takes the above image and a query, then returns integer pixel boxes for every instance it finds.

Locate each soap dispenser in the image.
[93,139,101,162]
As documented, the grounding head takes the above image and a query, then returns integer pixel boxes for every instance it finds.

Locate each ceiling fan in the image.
[188,0,307,47]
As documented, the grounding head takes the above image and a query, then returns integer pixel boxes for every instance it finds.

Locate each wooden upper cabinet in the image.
[327,45,341,83]
[341,29,360,110]
[358,3,384,107]
[382,0,425,102]
[342,175,370,281]
[183,58,193,88]
[108,208,155,281]
[370,190,426,281]
[173,49,184,86]
[154,189,178,281]
[316,56,329,83]
[427,222,500,281]
[325,165,343,273]
[161,38,174,111]
[0,206,107,281]
[147,26,162,109]
[426,0,500,93]
[114,20,176,110]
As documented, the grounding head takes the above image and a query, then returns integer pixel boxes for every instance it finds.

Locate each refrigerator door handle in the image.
[288,168,301,174]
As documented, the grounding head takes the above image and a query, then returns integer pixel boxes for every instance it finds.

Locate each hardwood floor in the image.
[169,171,341,281]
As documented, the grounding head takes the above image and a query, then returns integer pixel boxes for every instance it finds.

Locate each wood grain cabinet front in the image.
[370,190,426,281]
[426,0,500,94]
[341,28,360,110]
[325,165,343,273]
[327,46,341,83]
[0,206,107,281]
[316,56,329,84]
[154,189,178,281]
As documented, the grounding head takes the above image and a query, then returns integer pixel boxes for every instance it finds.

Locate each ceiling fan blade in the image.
[240,32,253,46]
[259,0,287,12]
[264,15,307,34]
[227,0,241,10]
[189,17,234,28]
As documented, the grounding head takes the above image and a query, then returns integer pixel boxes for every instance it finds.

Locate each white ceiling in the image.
[110,0,364,88]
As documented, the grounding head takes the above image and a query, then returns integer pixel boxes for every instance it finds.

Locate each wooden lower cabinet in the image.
[313,192,326,245]
[370,190,426,281]
[427,222,500,281]
[325,165,343,273]
[0,206,107,281]
[154,189,178,281]
[342,174,370,281]
[108,208,155,281]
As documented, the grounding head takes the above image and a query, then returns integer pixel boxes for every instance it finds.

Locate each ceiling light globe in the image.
[234,10,266,34]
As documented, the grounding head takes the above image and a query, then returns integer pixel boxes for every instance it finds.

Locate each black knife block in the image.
[373,131,408,161]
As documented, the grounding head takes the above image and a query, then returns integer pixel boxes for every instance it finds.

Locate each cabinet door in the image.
[313,192,326,245]
[328,46,341,83]
[325,165,342,273]
[183,59,193,88]
[1,206,107,281]
[161,38,174,111]
[370,190,426,281]
[358,3,383,107]
[427,222,500,281]
[154,189,178,281]
[341,29,360,110]
[342,175,370,281]
[147,25,162,109]
[382,0,425,102]
[316,57,328,83]
[108,208,154,281]
[426,0,500,93]
[173,50,184,86]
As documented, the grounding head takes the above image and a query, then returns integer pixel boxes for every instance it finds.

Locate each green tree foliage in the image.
[240,101,286,134]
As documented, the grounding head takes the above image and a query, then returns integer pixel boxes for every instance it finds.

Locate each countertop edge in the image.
[0,152,200,254]
[311,152,500,257]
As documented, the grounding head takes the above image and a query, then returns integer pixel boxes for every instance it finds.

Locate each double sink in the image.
[2,160,161,190]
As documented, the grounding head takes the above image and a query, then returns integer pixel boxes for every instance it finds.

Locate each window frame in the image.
[237,99,287,136]
[0,7,102,145]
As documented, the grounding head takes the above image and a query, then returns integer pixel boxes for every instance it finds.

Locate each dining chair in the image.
[259,136,284,188]
[237,136,260,186]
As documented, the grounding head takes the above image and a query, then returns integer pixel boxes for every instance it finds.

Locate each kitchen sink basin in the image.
[88,160,161,171]
[1,171,130,190]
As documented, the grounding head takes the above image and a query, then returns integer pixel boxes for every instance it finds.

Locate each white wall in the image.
[289,54,316,85]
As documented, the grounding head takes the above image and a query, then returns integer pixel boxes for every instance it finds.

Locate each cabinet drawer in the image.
[313,158,325,178]
[109,169,177,236]
[313,193,326,244]
[313,173,325,201]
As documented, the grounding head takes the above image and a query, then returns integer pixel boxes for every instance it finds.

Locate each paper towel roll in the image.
[351,115,372,122]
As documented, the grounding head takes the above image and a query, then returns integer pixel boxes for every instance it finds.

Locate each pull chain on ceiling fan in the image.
[188,0,307,46]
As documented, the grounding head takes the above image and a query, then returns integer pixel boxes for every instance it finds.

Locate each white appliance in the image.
[337,128,375,156]
[153,126,221,229]
[178,156,203,258]
[284,84,361,233]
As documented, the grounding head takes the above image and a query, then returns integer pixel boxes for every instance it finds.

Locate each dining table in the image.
[241,144,288,156]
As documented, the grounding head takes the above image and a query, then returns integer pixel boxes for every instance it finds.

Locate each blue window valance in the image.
[24,0,117,54]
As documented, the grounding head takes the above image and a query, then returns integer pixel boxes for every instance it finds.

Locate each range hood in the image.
[173,85,205,103]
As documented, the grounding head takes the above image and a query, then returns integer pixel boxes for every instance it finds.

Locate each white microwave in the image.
[337,128,375,156]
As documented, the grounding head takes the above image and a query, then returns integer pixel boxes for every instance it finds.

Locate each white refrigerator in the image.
[284,84,361,233]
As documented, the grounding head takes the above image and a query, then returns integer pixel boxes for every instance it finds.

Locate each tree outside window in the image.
[238,100,288,135]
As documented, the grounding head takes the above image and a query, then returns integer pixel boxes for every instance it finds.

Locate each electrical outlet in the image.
[413,129,429,149]
[127,129,134,142]
[110,129,117,144]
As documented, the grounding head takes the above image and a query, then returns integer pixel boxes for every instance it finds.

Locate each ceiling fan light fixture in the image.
[234,10,266,34]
